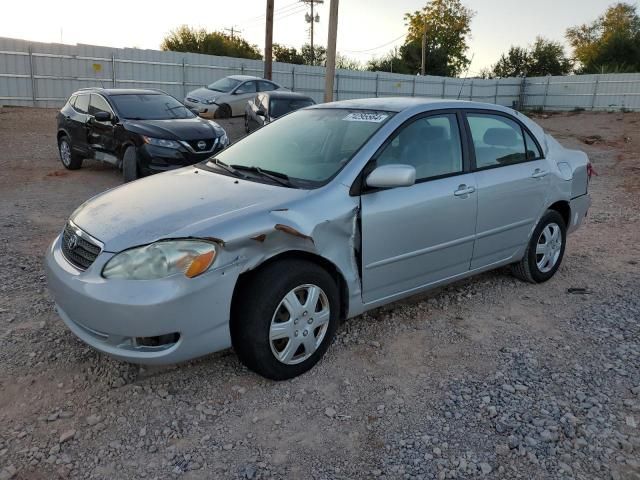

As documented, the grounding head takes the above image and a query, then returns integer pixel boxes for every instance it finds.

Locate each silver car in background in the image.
[245,91,315,133]
[184,75,286,119]
[45,98,591,380]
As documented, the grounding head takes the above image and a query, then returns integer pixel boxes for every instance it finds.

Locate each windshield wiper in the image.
[230,165,294,187]
[211,158,247,178]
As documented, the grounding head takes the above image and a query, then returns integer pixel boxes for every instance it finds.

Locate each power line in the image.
[238,1,303,27]
[341,33,406,54]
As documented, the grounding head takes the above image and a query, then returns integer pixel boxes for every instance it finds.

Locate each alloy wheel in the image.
[59,140,71,167]
[536,222,562,273]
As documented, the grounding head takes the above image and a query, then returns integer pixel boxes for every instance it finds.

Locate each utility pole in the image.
[264,0,274,79]
[324,0,339,102]
[421,17,427,75]
[302,0,323,65]
[224,26,241,40]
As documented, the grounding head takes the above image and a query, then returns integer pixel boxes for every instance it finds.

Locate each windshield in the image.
[207,77,242,92]
[207,108,393,187]
[110,94,195,120]
[270,98,315,118]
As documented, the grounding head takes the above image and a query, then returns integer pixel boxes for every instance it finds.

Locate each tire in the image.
[244,114,250,133]
[512,209,567,283]
[58,135,83,170]
[231,259,340,380]
[122,146,139,183]
[215,104,231,119]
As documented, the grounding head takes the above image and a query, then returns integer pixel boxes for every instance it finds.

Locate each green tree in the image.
[566,3,640,73]
[161,25,262,60]
[403,0,475,76]
[490,38,572,78]
[300,44,327,66]
[273,44,304,64]
[336,54,364,71]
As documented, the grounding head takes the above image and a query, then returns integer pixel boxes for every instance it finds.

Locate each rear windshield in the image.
[270,98,315,118]
[109,94,195,120]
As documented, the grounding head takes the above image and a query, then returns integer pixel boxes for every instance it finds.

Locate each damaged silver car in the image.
[45,98,591,380]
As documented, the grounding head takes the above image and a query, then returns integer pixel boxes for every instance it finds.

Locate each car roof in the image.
[264,91,313,100]
[73,88,166,96]
[310,97,518,115]
[227,75,262,81]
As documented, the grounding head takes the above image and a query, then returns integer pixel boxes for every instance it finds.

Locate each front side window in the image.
[235,81,257,94]
[207,77,241,92]
[258,80,277,92]
[89,94,112,116]
[207,108,393,187]
[67,94,77,107]
[376,113,463,181]
[109,94,195,120]
[467,114,528,168]
[74,94,90,114]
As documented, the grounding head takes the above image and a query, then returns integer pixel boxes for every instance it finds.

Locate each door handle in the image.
[454,184,475,197]
[531,168,549,179]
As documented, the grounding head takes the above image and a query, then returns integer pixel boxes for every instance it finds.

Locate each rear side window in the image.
[89,94,112,116]
[236,81,257,94]
[258,81,277,92]
[74,94,90,114]
[524,130,543,160]
[467,114,527,168]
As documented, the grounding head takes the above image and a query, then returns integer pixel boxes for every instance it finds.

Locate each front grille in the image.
[185,138,217,152]
[61,222,102,271]
[186,97,199,103]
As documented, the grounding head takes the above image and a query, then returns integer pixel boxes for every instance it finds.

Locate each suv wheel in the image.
[58,135,83,170]
[231,259,340,380]
[122,146,139,183]
[512,209,567,283]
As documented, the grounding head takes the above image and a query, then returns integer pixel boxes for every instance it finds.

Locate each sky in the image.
[0,0,621,74]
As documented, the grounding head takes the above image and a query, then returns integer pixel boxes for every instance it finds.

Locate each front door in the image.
[87,94,118,164]
[465,112,550,269]
[230,80,258,116]
[360,112,478,304]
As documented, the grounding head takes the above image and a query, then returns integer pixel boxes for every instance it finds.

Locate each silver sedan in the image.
[45,98,592,380]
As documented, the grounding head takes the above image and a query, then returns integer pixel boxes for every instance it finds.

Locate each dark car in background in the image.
[56,88,229,182]
[244,91,315,133]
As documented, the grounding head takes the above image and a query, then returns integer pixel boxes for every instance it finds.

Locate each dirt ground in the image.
[0,107,638,480]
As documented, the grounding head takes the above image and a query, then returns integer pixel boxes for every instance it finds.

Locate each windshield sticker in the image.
[343,112,389,123]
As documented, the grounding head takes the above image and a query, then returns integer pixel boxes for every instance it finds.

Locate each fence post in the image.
[518,76,527,110]
[112,54,117,88]
[335,73,340,100]
[241,64,245,75]
[28,45,37,107]
[494,81,499,104]
[442,78,446,98]
[542,76,551,111]
[591,79,599,111]
[412,76,416,97]
[291,66,295,91]
[374,74,379,97]
[469,80,474,101]
[181,59,186,98]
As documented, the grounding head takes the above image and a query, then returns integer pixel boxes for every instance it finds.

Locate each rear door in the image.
[360,111,478,303]
[87,94,118,164]
[465,111,550,269]
[67,93,91,156]
[230,80,258,116]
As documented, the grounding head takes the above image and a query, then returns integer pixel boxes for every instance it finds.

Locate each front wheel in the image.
[215,104,231,119]
[244,114,250,133]
[122,146,139,183]
[512,210,567,283]
[231,259,340,380]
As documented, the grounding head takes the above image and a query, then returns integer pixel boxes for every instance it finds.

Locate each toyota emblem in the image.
[197,141,207,150]
[66,233,79,251]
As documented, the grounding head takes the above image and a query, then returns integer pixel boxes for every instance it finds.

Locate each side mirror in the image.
[256,109,266,117]
[93,111,112,122]
[365,164,416,189]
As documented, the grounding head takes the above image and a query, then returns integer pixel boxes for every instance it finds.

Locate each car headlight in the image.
[219,133,229,146]
[143,136,181,149]
[203,99,217,105]
[102,240,217,280]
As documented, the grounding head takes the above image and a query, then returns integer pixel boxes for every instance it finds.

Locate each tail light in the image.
[587,162,597,181]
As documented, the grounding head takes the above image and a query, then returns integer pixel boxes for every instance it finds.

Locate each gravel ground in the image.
[0,107,639,480]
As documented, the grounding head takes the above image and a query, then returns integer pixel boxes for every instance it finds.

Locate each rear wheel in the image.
[215,104,231,119]
[122,146,139,183]
[512,210,566,283]
[58,135,82,170]
[244,114,250,133]
[231,259,340,380]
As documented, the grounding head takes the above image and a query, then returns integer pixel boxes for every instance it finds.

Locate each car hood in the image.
[123,117,221,141]
[71,167,308,252]
[187,87,226,102]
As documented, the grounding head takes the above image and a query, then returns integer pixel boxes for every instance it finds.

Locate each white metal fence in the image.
[1,37,639,111]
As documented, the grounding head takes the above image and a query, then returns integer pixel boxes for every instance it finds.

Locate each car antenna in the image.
[457,53,475,100]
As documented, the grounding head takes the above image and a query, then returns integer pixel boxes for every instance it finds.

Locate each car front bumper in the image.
[45,234,237,365]
[183,98,219,119]
[138,142,225,176]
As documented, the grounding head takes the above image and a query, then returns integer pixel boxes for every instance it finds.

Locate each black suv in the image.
[56,88,229,182]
